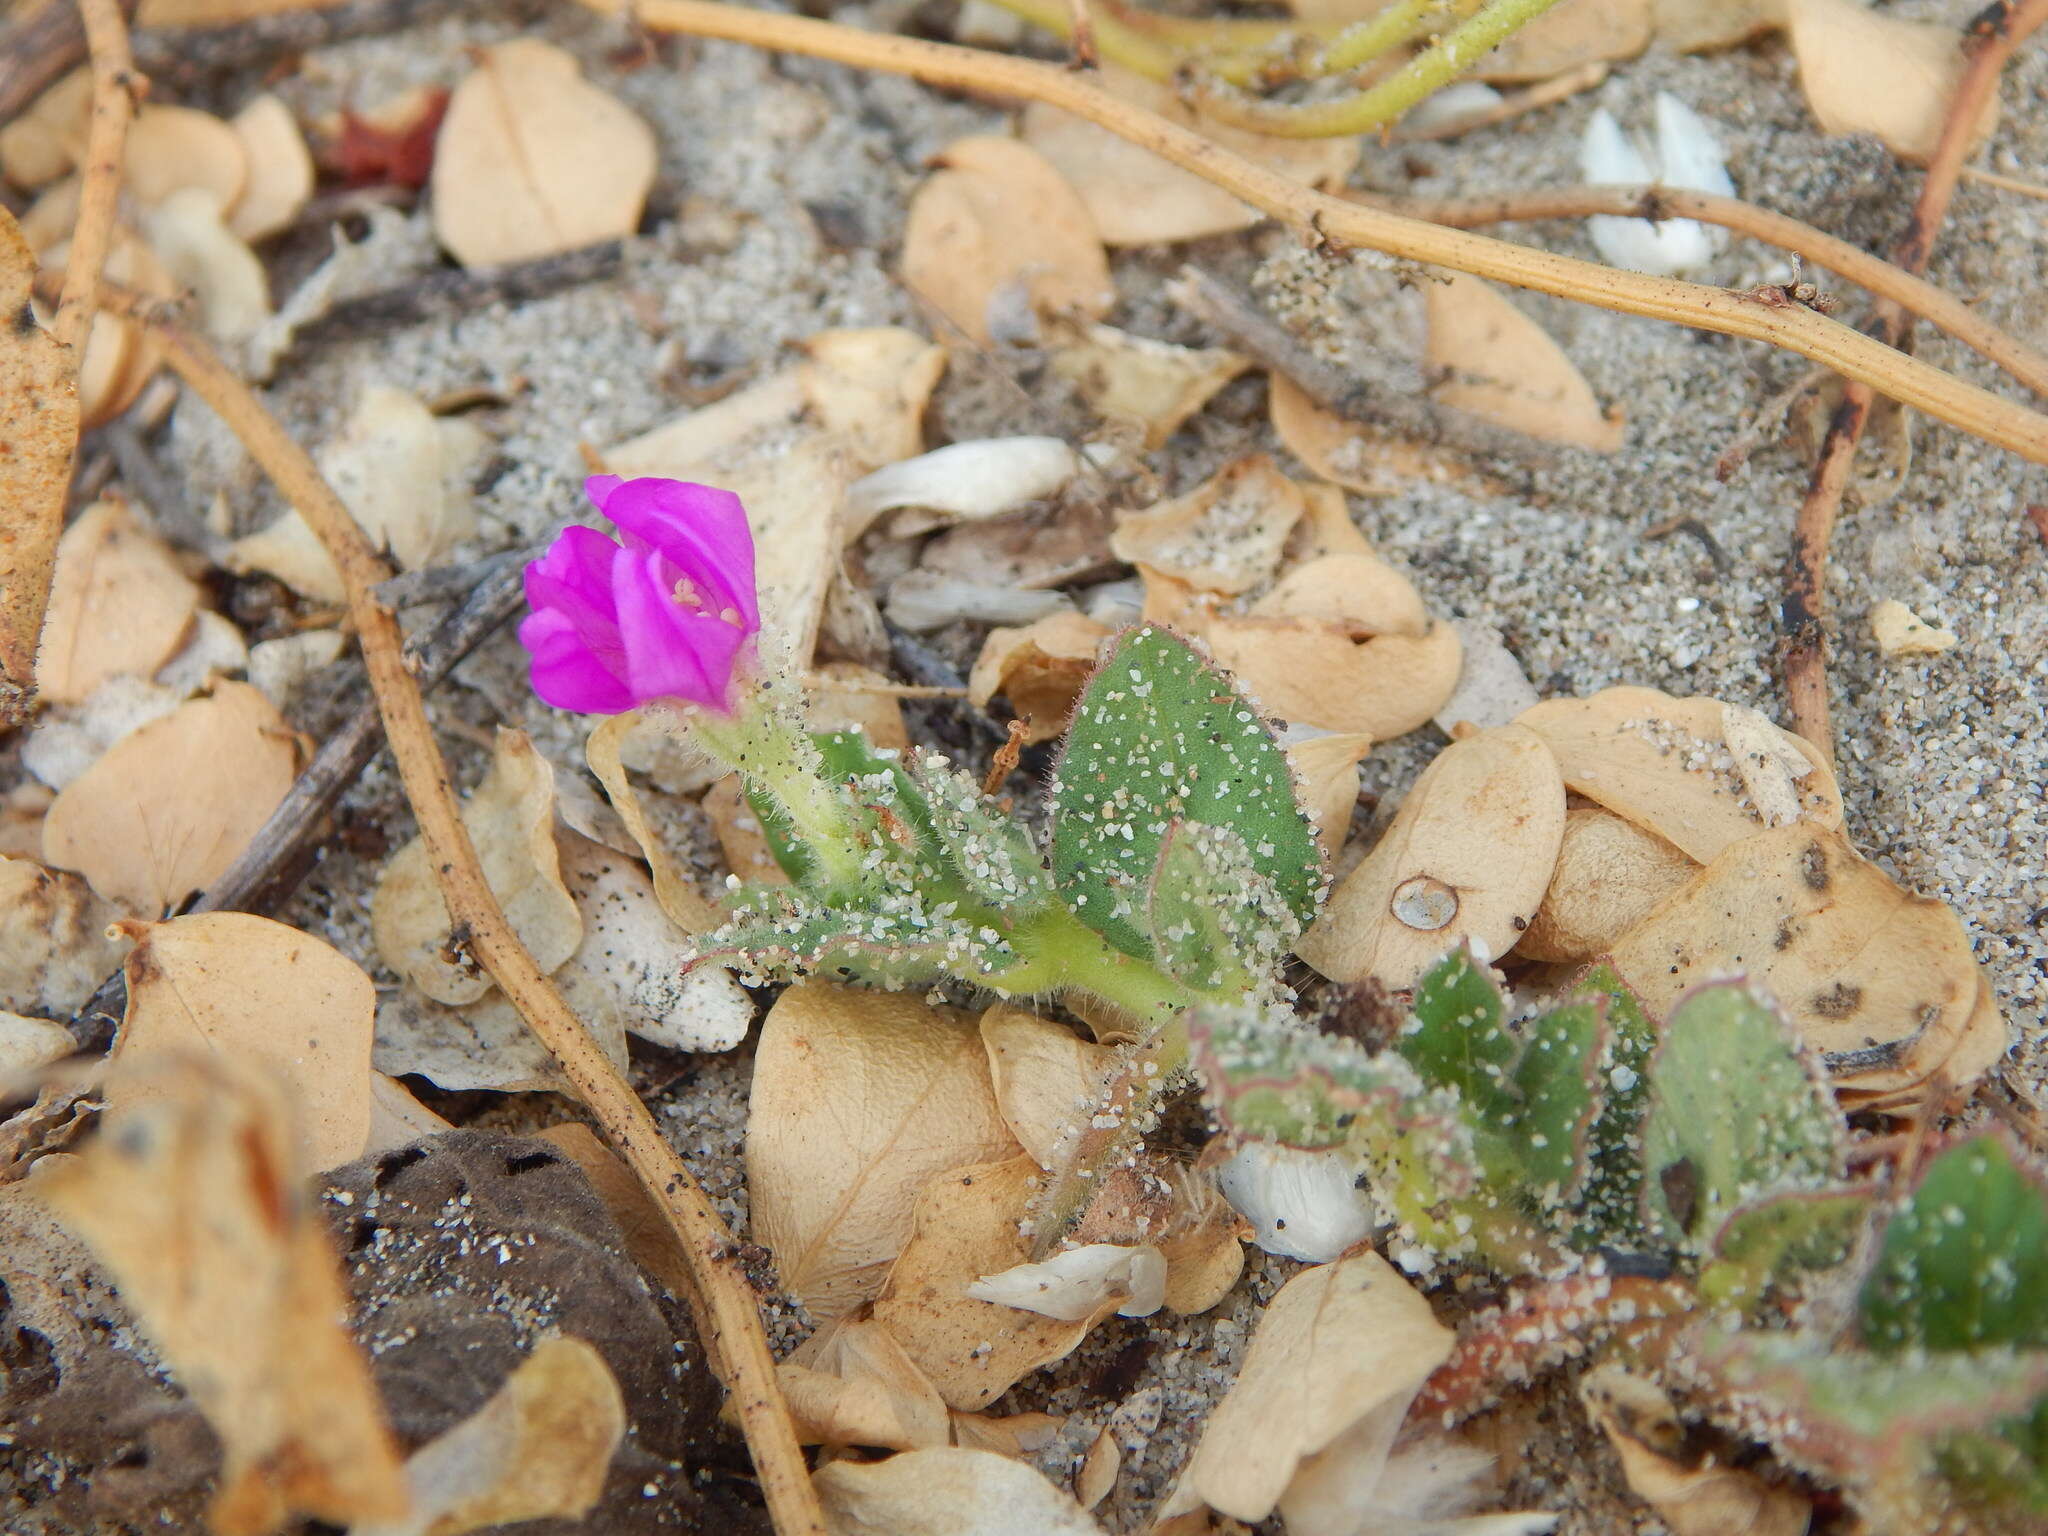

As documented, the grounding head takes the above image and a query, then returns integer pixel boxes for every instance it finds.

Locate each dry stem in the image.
[1781,0,2048,753]
[583,0,2048,466]
[130,310,827,1536]
[52,0,136,354]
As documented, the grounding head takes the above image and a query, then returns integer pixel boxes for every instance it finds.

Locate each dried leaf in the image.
[1050,324,1249,449]
[980,1003,1114,1171]
[1789,0,1996,162]
[1254,550,1430,638]
[872,1156,1121,1410]
[1159,1200,1247,1315]
[748,983,1021,1321]
[0,1009,75,1079]
[1298,723,1566,987]
[228,94,314,243]
[1111,455,1306,596]
[585,708,723,931]
[847,438,1084,540]
[35,499,200,706]
[1269,375,1485,496]
[354,1335,624,1536]
[800,327,948,469]
[327,86,450,191]
[1869,599,1957,657]
[1426,275,1624,451]
[1077,1428,1119,1509]
[372,729,582,1006]
[965,1242,1167,1321]
[37,1053,407,1534]
[112,912,376,1171]
[814,1446,1105,1535]
[42,681,298,913]
[145,187,273,344]
[1515,687,1843,864]
[968,611,1109,744]
[1476,0,1652,80]
[810,661,912,753]
[49,230,174,429]
[1654,0,1787,51]
[900,135,1112,347]
[1517,806,1699,963]
[364,1072,451,1157]
[1607,823,1994,1095]
[0,207,80,704]
[0,66,91,189]
[1217,1141,1374,1263]
[949,1410,1065,1457]
[1203,615,1464,737]
[778,1314,951,1450]
[1286,730,1374,855]
[124,103,247,210]
[1023,66,1356,246]
[431,40,656,267]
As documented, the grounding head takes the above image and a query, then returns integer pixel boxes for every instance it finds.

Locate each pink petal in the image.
[612,544,727,707]
[520,610,636,713]
[600,479,760,631]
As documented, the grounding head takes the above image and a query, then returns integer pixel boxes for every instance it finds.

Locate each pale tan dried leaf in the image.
[873,1155,1118,1410]
[110,911,376,1171]
[1078,1428,1120,1510]
[949,1410,1065,1457]
[968,611,1109,744]
[1582,1365,1809,1536]
[1654,0,1788,52]
[373,729,581,1006]
[799,327,947,470]
[1298,723,1565,987]
[1608,823,1995,1094]
[980,1003,1114,1172]
[1426,274,1624,451]
[1050,324,1249,449]
[1869,598,1957,657]
[1270,375,1487,497]
[37,1053,406,1534]
[0,67,90,189]
[0,855,129,1016]
[363,1071,451,1157]
[18,176,80,253]
[1253,550,1430,638]
[749,983,1021,1321]
[42,681,298,913]
[1515,686,1842,864]
[1111,456,1306,596]
[901,135,1112,348]
[227,94,313,242]
[1477,0,1652,80]
[1175,1250,1452,1524]
[586,708,723,930]
[778,1314,951,1451]
[815,1446,1106,1536]
[811,660,912,752]
[1518,806,1698,963]
[0,782,50,859]
[144,187,272,344]
[1159,1201,1247,1316]
[0,208,80,699]
[1289,481,1377,562]
[20,674,180,791]
[35,500,200,706]
[43,229,174,429]
[373,964,627,1094]
[0,1009,75,1080]
[432,40,655,267]
[1789,0,1996,162]
[1287,731,1373,855]
[124,104,247,210]
[1022,67,1356,246]
[1203,616,1463,736]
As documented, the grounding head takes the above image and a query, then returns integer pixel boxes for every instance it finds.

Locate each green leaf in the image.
[749,730,936,885]
[1508,999,1606,1205]
[1566,965,1656,1251]
[905,752,1053,914]
[701,883,1024,992]
[1707,1186,1873,1306]
[1639,982,1844,1255]
[1398,947,1517,1123]
[1145,820,1299,996]
[1860,1132,2048,1353]
[1050,625,1320,961]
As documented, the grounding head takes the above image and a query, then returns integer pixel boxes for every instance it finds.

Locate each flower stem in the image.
[687,695,867,888]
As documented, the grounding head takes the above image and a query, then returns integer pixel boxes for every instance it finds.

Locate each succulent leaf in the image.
[1145,819,1300,996]
[1707,1185,1873,1306]
[1399,947,1517,1123]
[1508,998,1607,1206]
[1566,963,1657,1250]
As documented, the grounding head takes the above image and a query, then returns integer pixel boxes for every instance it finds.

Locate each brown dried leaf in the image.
[0,856,129,1014]
[363,1335,624,1536]
[35,499,200,706]
[0,67,89,189]
[42,680,298,913]
[814,1446,1105,1535]
[1253,550,1430,638]
[124,104,247,210]
[431,40,656,267]
[980,1004,1114,1172]
[228,94,314,243]
[748,983,1021,1321]
[800,326,948,470]
[872,1155,1119,1410]
[1654,0,1787,52]
[968,611,1108,744]
[373,729,582,1006]
[1607,823,1995,1094]
[778,1314,951,1451]
[585,708,723,930]
[1789,0,1996,163]
[1515,687,1843,864]
[1202,615,1463,736]
[949,1410,1065,1457]
[1050,323,1249,449]
[111,912,376,1172]
[1269,375,1488,497]
[0,207,80,707]
[36,1053,406,1534]
[1477,0,1653,80]
[1426,275,1624,451]
[1298,723,1565,987]
[1023,67,1357,246]
[1159,1199,1247,1316]
[1111,455,1306,596]
[1517,806,1699,963]
[1077,1428,1119,1509]
[901,135,1112,348]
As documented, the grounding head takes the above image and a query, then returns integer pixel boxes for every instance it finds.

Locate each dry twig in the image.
[580,0,2048,466]
[124,305,827,1536]
[1781,0,2048,754]
[51,0,137,355]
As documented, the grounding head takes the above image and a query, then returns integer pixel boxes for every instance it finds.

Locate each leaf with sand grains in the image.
[373,729,582,1006]
[37,1053,406,1535]
[1049,324,1249,450]
[352,1335,624,1536]
[111,911,377,1172]
[1789,0,1997,163]
[1269,374,1488,497]
[814,1446,1105,1535]
[1517,806,1699,963]
[0,207,79,710]
[901,135,1112,348]
[36,500,200,706]
[747,983,1021,1321]
[1477,0,1653,79]
[979,1003,1115,1172]
[42,680,299,913]
[1426,275,1624,451]
[431,40,656,267]
[1111,455,1306,597]
[0,855,130,1014]
[1298,724,1565,988]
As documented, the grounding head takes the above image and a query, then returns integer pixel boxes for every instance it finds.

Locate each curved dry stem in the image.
[125,305,828,1536]
[585,0,2048,466]
[52,0,134,354]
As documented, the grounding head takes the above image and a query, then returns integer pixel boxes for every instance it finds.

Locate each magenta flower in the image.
[519,476,761,714]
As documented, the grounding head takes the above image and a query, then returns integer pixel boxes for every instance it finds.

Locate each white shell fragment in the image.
[964,1243,1167,1322]
[1217,1142,1375,1264]
[1580,93,1733,276]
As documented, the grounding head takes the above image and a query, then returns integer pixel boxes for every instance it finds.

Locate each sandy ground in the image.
[133,0,2048,1527]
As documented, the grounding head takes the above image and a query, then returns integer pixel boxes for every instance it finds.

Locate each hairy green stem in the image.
[691,699,866,887]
